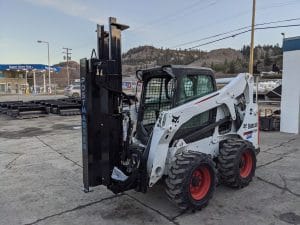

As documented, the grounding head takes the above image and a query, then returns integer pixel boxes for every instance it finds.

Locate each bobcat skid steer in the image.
[80,17,260,210]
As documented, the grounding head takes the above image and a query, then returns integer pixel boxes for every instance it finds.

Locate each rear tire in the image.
[218,138,256,188]
[165,151,216,210]
[72,93,80,98]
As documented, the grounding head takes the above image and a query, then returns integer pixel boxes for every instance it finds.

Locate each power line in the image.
[159,0,300,47]
[188,24,300,49]
[171,17,300,48]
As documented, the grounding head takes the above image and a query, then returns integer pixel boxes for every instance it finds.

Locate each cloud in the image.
[23,0,104,23]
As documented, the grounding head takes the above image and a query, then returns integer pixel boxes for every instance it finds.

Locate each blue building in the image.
[0,64,60,94]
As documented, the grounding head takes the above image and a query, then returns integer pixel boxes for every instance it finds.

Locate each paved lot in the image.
[0,113,299,225]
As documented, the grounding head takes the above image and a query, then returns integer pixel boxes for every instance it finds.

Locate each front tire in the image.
[165,151,216,210]
[218,138,256,188]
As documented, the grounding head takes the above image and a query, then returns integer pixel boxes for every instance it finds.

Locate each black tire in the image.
[72,93,80,98]
[165,151,216,210]
[218,138,256,188]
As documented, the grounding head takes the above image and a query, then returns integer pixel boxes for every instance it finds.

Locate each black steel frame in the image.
[80,17,129,192]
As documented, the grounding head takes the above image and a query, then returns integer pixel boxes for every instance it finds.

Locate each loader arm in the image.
[146,73,258,186]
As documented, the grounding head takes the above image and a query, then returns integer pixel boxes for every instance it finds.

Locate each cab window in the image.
[178,74,214,105]
[142,77,175,127]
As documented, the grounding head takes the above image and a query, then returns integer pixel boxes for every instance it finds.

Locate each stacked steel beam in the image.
[0,98,81,119]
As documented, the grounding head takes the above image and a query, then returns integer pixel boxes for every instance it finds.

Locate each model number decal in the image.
[243,123,258,129]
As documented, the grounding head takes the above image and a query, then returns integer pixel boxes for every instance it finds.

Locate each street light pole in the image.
[37,40,51,94]
[47,42,51,94]
[281,33,285,46]
[43,71,46,93]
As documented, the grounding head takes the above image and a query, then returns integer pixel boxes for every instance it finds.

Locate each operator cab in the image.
[135,65,217,145]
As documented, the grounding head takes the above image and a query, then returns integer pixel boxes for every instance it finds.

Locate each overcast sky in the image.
[0,0,300,65]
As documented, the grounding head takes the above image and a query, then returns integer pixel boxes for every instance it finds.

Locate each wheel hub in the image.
[191,176,201,186]
[239,150,253,178]
[239,158,245,169]
[189,166,211,201]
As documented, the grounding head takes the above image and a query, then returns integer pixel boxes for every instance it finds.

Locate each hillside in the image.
[52,45,283,87]
[122,46,203,74]
[52,61,80,87]
[122,45,283,76]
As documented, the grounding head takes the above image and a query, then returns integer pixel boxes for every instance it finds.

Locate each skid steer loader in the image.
[80,17,259,210]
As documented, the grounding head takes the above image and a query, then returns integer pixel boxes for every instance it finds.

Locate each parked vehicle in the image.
[64,85,81,97]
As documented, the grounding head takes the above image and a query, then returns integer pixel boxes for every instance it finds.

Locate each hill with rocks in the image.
[53,44,283,87]
[122,44,283,77]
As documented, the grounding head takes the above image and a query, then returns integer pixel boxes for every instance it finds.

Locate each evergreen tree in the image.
[228,61,236,74]
[264,51,272,66]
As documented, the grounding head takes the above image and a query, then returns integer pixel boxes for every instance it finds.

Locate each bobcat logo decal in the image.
[172,115,180,123]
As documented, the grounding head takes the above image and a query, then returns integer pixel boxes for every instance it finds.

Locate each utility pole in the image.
[249,0,256,75]
[62,47,72,85]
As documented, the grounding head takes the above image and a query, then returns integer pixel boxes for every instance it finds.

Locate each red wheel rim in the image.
[189,166,211,200]
[239,150,253,178]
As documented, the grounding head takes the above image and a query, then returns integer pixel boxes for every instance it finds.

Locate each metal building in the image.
[280,36,300,134]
